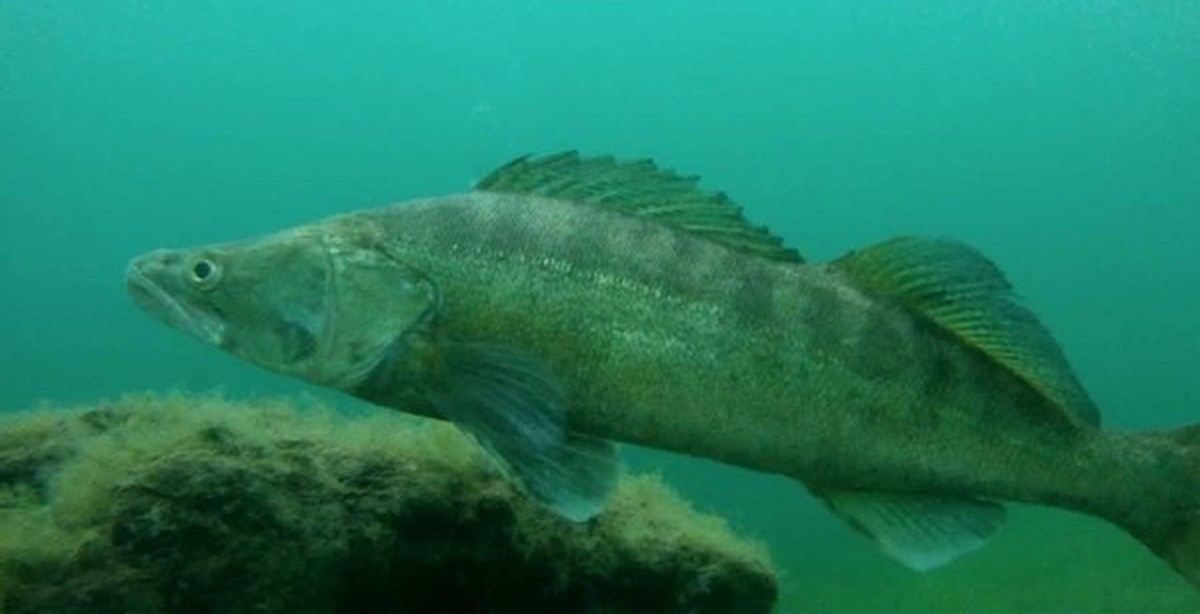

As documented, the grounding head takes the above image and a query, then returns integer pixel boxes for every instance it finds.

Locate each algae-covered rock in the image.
[0,394,775,613]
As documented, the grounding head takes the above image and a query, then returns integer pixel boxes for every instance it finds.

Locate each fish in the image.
[126,151,1200,587]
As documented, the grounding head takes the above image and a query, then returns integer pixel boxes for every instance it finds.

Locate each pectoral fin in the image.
[430,343,618,522]
[818,489,1007,571]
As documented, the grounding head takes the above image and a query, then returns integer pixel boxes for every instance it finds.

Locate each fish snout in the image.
[125,250,178,311]
[125,249,226,346]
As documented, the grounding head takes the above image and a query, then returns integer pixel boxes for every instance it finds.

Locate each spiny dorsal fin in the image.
[836,237,1099,426]
[476,151,802,263]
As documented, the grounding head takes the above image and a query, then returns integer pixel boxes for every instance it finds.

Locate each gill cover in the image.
[303,226,439,389]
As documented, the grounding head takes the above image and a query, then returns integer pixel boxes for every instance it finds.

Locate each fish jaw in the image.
[126,250,226,347]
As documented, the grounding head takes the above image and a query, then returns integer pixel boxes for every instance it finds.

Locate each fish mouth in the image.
[126,255,226,346]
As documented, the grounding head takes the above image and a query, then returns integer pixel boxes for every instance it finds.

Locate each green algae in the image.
[0,393,775,613]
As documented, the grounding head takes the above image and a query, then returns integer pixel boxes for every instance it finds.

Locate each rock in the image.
[0,394,776,613]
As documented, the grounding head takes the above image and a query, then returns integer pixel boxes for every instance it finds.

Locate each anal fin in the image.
[818,490,1007,571]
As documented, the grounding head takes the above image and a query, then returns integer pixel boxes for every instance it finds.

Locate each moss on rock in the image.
[0,394,775,613]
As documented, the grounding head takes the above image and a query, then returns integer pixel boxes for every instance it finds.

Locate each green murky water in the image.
[3,2,1198,611]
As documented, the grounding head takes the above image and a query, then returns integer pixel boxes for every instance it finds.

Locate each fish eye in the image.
[188,258,222,289]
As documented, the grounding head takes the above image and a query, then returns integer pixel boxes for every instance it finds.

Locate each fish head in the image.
[126,221,439,389]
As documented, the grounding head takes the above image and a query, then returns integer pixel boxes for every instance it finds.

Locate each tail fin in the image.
[1118,424,1200,588]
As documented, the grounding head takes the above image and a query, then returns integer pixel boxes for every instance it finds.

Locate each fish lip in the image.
[125,257,225,346]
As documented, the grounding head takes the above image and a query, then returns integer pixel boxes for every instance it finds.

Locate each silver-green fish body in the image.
[127,152,1200,585]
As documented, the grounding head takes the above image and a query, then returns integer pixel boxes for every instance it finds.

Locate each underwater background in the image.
[2,1,1198,611]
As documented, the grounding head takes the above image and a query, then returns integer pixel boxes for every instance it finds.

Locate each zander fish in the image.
[127,152,1200,586]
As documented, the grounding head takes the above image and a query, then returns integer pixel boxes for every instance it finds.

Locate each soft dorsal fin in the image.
[835,236,1099,426]
[476,151,802,263]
